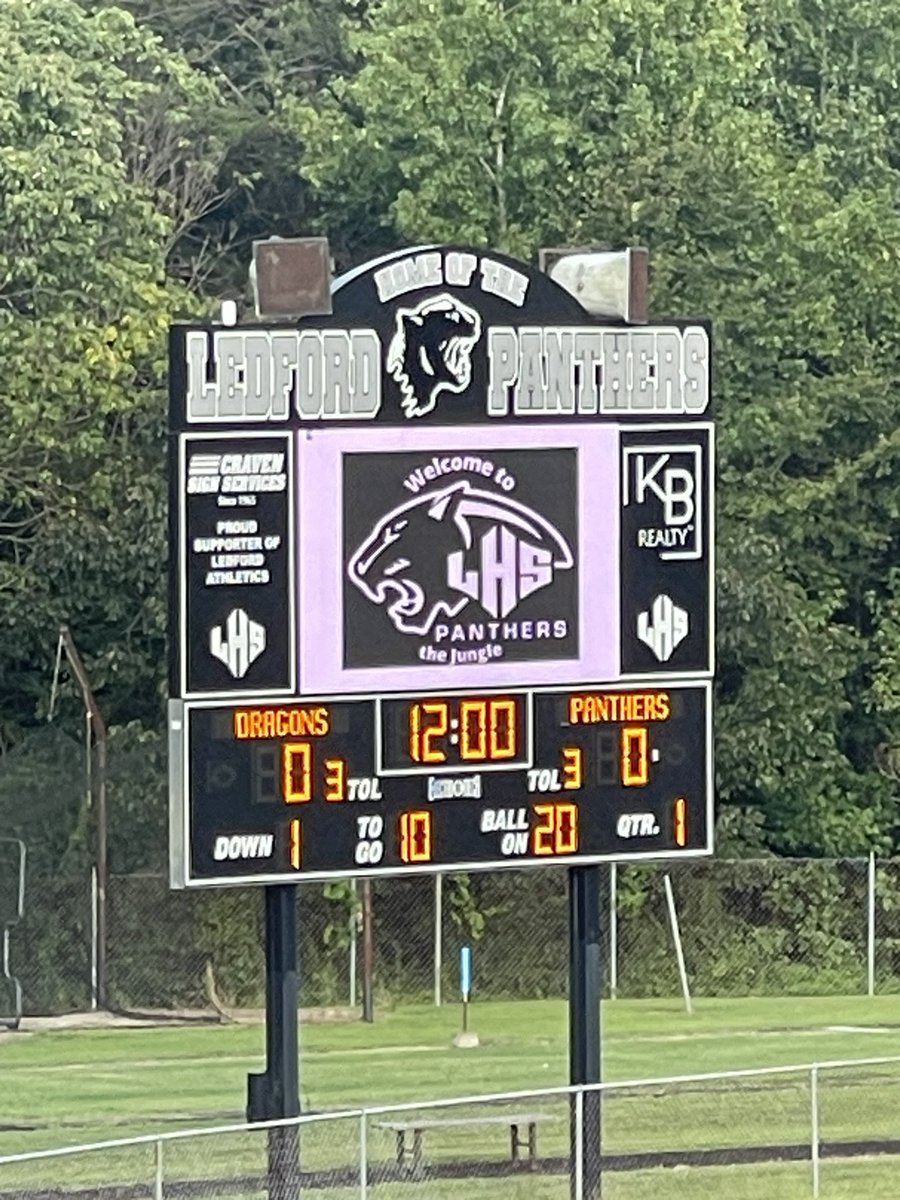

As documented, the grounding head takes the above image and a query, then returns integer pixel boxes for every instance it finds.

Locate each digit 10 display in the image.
[399,811,433,863]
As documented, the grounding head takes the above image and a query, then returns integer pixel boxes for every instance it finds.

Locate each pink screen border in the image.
[297,424,620,696]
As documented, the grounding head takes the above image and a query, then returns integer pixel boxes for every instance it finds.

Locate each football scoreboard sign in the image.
[168,245,714,887]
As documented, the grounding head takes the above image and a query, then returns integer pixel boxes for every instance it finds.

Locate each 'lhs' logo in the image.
[210,608,266,677]
[637,594,689,662]
[347,481,573,635]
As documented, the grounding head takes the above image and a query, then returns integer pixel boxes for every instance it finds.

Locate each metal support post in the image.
[608,864,618,1000]
[361,879,375,1023]
[867,852,876,997]
[434,873,443,1007]
[59,626,108,1009]
[569,865,601,1199]
[247,884,300,1200]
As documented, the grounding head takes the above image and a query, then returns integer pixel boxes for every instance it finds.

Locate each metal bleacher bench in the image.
[374,1111,557,1174]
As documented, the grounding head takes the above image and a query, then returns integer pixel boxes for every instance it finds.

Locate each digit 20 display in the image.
[168,243,714,887]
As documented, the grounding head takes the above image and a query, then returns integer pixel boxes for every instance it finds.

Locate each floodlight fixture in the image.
[251,237,333,320]
[539,246,649,324]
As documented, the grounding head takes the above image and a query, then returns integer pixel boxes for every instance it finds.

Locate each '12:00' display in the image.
[379,694,531,773]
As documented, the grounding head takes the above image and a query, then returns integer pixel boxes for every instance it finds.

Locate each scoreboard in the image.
[168,244,714,887]
[172,684,710,881]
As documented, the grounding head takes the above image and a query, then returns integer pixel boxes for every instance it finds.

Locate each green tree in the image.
[0,0,224,736]
[294,0,899,853]
[107,0,351,292]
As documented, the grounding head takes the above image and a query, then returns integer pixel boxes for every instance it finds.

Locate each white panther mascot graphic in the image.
[386,294,482,418]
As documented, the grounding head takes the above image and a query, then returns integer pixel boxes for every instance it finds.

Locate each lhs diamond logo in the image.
[637,594,688,662]
[210,608,266,678]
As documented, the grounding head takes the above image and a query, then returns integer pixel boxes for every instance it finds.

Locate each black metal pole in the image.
[569,865,602,1199]
[247,884,300,1200]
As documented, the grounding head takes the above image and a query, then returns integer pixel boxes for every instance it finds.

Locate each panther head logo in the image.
[386,294,482,419]
[347,480,573,636]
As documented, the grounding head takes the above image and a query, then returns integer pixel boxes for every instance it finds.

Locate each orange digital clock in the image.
[380,694,531,773]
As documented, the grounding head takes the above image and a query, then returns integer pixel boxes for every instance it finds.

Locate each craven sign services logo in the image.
[341,447,580,672]
[386,294,482,419]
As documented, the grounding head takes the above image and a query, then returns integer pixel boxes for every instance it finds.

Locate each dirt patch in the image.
[1,1006,358,1035]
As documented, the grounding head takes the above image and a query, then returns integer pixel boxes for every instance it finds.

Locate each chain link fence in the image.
[0,725,894,1016]
[0,854,892,1017]
[2,1059,900,1197]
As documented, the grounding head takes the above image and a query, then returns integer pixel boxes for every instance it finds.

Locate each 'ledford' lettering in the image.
[186,329,380,421]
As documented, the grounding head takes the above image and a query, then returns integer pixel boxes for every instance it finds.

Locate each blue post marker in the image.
[460,945,472,1033]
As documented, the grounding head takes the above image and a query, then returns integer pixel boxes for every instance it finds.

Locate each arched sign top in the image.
[331,243,587,315]
[171,243,710,429]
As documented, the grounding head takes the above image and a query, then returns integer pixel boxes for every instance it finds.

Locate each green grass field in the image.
[2,995,900,1197]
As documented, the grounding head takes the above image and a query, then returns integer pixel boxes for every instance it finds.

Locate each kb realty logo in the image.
[623,444,702,561]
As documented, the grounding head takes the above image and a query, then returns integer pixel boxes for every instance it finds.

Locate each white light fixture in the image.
[539,246,649,324]
[219,299,238,327]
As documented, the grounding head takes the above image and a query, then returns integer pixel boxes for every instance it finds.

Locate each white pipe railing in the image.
[153,1138,164,1200]
[359,1110,368,1200]
[2,1054,900,1170]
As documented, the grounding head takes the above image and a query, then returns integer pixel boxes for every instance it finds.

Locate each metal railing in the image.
[3,1057,900,1198]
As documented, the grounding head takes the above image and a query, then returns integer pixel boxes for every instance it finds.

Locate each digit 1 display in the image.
[674,797,688,847]
[289,819,302,869]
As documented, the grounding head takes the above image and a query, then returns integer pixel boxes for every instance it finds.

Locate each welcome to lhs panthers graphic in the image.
[347,480,574,637]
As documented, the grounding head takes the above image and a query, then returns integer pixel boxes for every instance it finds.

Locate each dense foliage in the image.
[2,0,900,865]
